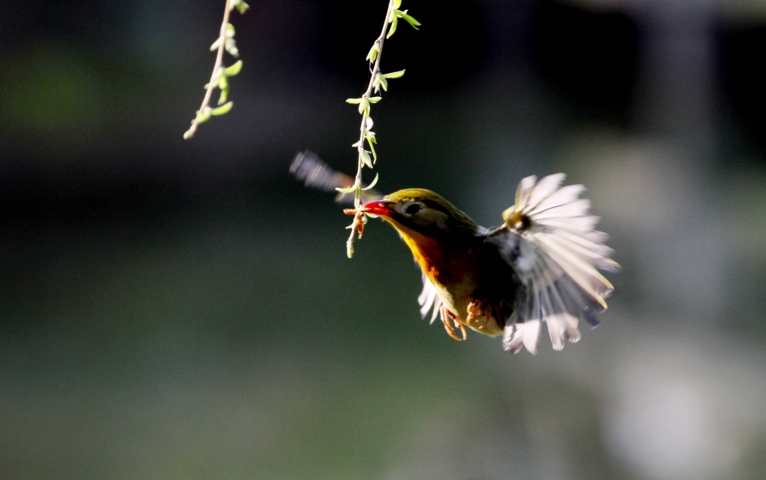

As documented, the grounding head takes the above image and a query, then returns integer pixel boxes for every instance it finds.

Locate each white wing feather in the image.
[496,174,619,354]
[417,272,442,324]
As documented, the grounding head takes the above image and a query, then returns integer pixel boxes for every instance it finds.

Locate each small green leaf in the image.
[224,60,243,76]
[335,185,357,194]
[346,98,363,104]
[204,68,223,89]
[210,37,222,51]
[351,140,362,147]
[397,10,421,29]
[346,241,354,259]
[382,69,405,79]
[364,212,379,219]
[210,102,233,116]
[183,129,195,140]
[358,98,371,115]
[387,16,398,38]
[394,0,402,9]
[360,150,372,168]
[218,74,228,90]
[366,42,380,62]
[378,76,388,92]
[218,85,229,104]
[363,172,380,190]
[365,117,374,130]
[231,0,249,14]
[225,38,239,57]
[196,107,212,124]
[368,96,382,103]
[367,138,377,162]
[225,23,236,38]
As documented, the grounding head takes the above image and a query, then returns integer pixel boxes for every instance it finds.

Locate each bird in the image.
[290,151,619,354]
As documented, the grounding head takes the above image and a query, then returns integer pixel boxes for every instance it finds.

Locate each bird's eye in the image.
[405,203,422,215]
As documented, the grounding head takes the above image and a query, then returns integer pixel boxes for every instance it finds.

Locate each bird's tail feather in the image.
[290,151,382,204]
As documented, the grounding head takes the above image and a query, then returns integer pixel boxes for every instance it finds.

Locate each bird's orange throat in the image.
[382,218,447,284]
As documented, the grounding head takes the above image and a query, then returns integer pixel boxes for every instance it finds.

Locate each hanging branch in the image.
[339,0,420,258]
[184,0,249,140]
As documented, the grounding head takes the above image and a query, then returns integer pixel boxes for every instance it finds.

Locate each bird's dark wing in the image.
[290,151,382,204]
[486,174,619,354]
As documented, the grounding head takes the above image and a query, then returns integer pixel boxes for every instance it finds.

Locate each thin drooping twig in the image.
[185,3,232,140]
[346,0,401,258]
[184,0,248,140]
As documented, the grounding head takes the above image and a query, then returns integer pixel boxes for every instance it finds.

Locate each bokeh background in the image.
[1,0,766,478]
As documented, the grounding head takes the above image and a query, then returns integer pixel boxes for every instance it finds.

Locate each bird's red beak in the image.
[359,200,393,217]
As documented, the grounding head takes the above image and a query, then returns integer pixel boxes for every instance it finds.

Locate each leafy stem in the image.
[184,0,249,140]
[342,0,420,258]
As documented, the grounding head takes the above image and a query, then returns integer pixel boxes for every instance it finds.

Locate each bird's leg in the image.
[439,305,467,341]
[439,306,460,340]
[467,297,494,330]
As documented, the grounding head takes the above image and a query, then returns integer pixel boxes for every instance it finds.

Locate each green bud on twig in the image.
[224,60,243,76]
[210,102,233,116]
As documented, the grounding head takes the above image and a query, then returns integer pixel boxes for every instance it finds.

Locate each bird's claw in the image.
[440,305,467,341]
[467,298,494,330]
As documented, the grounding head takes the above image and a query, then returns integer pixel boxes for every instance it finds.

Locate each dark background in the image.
[2,0,766,478]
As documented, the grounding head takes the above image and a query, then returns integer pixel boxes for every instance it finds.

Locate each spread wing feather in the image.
[493,174,619,354]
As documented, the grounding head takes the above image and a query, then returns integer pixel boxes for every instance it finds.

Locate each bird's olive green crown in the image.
[383,188,479,241]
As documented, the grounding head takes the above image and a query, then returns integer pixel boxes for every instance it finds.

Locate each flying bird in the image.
[290,151,618,354]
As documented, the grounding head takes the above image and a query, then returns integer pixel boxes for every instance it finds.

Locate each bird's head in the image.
[360,189,478,246]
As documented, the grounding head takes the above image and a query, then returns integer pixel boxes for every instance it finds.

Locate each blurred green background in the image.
[2,0,766,479]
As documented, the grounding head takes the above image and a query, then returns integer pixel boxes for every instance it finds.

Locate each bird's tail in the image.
[290,151,382,204]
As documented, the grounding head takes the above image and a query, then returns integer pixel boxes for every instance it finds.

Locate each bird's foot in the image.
[467,298,494,330]
[440,305,467,341]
